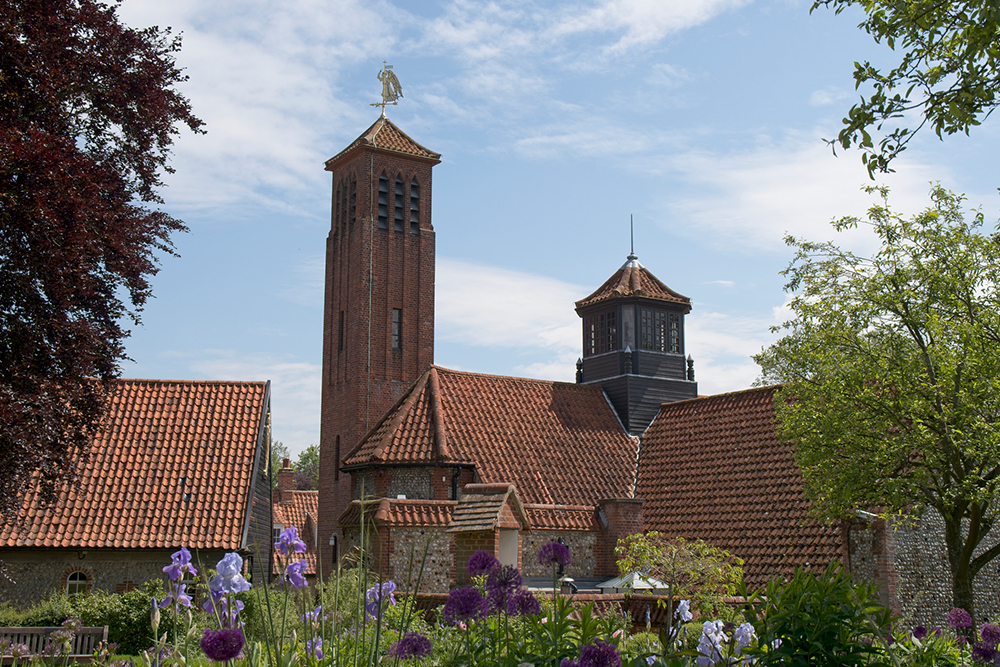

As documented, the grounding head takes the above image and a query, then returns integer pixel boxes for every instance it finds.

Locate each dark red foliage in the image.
[0,0,202,518]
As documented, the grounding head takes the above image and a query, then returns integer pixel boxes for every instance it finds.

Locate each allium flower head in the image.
[285,560,308,589]
[538,541,571,567]
[389,633,432,660]
[578,640,622,667]
[200,628,245,662]
[365,581,397,618]
[443,586,487,624]
[981,623,1000,644]
[948,608,973,629]
[274,526,307,556]
[9,644,30,660]
[675,599,693,622]
[486,564,522,612]
[972,640,998,664]
[561,660,579,667]
[163,547,197,582]
[506,588,541,617]
[468,550,500,577]
[911,626,927,640]
[210,553,251,593]
[61,618,82,633]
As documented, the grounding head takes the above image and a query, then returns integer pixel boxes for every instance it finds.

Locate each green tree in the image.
[270,439,289,489]
[294,444,319,490]
[615,532,744,620]
[755,184,1000,627]
[0,0,202,518]
[813,0,1000,176]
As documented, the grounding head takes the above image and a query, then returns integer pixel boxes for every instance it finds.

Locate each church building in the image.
[315,109,1000,626]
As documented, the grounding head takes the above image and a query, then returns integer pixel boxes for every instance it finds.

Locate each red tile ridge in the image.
[426,367,451,460]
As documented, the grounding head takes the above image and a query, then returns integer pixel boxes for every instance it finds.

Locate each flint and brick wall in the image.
[521,531,596,578]
[387,527,453,594]
[849,510,1000,627]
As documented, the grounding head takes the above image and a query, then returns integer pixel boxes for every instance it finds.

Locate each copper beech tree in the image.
[0,0,202,518]
[756,185,1000,628]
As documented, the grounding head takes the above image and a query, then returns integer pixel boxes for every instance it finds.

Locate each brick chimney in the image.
[277,458,295,501]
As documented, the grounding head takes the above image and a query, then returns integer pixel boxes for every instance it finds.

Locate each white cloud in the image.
[665,130,946,255]
[809,86,853,107]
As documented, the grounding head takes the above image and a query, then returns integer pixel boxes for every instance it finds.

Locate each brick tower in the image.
[318,115,441,568]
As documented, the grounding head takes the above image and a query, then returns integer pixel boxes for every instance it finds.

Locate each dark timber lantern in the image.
[574,253,698,435]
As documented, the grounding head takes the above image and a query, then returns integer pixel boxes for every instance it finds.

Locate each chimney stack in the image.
[277,458,295,499]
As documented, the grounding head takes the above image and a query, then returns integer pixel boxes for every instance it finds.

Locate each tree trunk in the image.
[943,511,976,637]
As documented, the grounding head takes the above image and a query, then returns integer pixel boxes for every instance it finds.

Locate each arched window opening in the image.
[409,179,420,234]
[394,176,405,232]
[377,174,389,229]
[67,571,88,596]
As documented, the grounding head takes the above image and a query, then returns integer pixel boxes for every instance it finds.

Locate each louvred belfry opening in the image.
[318,116,441,568]
[575,254,697,435]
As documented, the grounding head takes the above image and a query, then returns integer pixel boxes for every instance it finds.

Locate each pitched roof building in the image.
[272,460,320,582]
[0,379,272,605]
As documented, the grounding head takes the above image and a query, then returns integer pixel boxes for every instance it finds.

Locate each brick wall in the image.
[594,499,644,578]
[319,135,438,570]
[455,531,498,586]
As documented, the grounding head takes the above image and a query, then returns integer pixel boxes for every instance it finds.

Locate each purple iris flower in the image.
[163,547,197,582]
[158,583,192,610]
[301,605,324,624]
[274,526,307,556]
[365,581,397,618]
[210,553,251,594]
[285,560,309,589]
[305,637,323,660]
[538,541,571,567]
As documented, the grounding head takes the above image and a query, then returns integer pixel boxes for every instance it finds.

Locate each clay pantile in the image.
[344,366,638,507]
[0,379,269,551]
[339,499,454,528]
[271,489,319,576]
[525,504,598,530]
[325,116,441,170]
[447,483,529,533]
[636,385,843,587]
[575,256,690,311]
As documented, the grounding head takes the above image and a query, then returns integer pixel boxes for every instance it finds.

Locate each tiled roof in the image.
[447,484,529,533]
[0,379,269,551]
[325,116,441,168]
[272,490,319,576]
[636,385,843,587]
[525,504,598,530]
[576,256,690,310]
[343,366,639,507]
[340,499,455,528]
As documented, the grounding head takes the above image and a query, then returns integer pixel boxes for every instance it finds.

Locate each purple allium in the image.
[911,626,927,640]
[365,581,397,619]
[486,564,522,612]
[211,553,251,593]
[274,526,307,556]
[285,560,309,589]
[305,637,323,661]
[163,547,197,582]
[506,588,542,617]
[972,640,998,664]
[61,618,82,633]
[560,660,579,667]
[538,541,571,567]
[468,550,500,577]
[200,628,245,662]
[947,607,973,629]
[578,640,622,667]
[981,623,1000,644]
[389,632,433,660]
[443,586,487,624]
[9,644,30,660]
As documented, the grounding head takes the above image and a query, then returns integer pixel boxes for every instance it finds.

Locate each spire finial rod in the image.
[627,214,638,261]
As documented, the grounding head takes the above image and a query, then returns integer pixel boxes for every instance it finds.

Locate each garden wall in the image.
[520,531,595,578]
[849,510,1000,627]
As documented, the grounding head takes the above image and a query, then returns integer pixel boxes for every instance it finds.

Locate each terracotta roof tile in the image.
[272,490,319,576]
[344,367,638,507]
[0,379,269,551]
[325,117,441,169]
[525,504,598,530]
[340,499,455,528]
[636,385,843,587]
[575,256,690,310]
[447,484,529,533]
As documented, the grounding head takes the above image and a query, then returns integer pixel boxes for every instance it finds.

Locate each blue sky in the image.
[115,0,999,457]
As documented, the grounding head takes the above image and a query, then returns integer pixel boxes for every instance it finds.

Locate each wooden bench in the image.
[0,626,108,664]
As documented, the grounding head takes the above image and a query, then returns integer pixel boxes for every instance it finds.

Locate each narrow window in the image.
[338,311,345,352]
[67,571,88,596]
[640,308,653,350]
[394,176,405,232]
[335,435,341,480]
[377,174,389,229]
[409,178,420,234]
[392,308,402,350]
[654,311,667,352]
[584,315,596,357]
[334,184,342,229]
[349,176,357,224]
[605,310,617,353]
[669,313,681,353]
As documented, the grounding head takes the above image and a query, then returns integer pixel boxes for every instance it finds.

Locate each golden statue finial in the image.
[371,61,402,116]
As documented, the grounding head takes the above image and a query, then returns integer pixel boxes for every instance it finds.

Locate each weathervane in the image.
[371,61,403,116]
